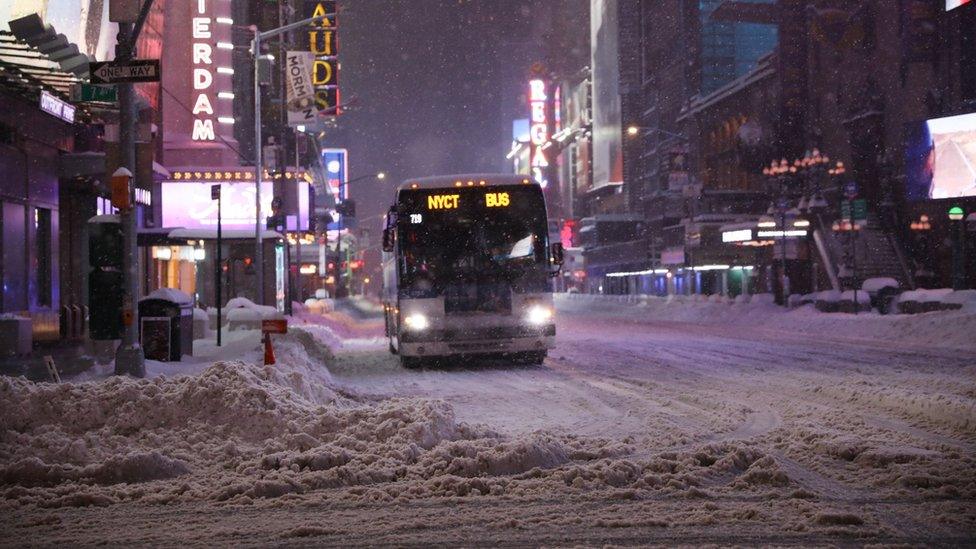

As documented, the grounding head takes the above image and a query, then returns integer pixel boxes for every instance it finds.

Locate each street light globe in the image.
[377,172,386,180]
[626,126,640,136]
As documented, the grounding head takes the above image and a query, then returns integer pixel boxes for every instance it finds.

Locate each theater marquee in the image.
[304,0,339,115]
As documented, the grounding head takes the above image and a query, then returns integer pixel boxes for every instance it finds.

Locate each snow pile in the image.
[556,293,976,349]
[861,278,899,293]
[3,331,640,509]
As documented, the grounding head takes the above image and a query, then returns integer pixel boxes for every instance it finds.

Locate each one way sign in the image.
[89,59,161,84]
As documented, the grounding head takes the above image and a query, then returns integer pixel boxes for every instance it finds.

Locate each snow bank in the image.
[556,293,976,349]
[861,277,899,293]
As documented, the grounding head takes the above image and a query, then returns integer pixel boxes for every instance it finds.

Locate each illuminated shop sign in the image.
[191,0,216,141]
[757,230,808,238]
[304,0,339,115]
[39,91,75,123]
[722,229,753,243]
[529,79,549,188]
[321,148,347,200]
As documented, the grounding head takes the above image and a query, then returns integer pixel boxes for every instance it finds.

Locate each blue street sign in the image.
[844,181,858,199]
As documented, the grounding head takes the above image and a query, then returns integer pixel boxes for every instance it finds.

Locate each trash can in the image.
[138,289,194,361]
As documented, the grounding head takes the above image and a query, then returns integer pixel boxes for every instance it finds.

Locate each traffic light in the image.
[89,269,123,340]
[88,218,123,340]
[336,200,356,218]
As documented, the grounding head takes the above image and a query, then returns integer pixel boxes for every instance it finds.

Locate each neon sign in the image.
[529,79,549,188]
[305,1,339,115]
[191,0,215,141]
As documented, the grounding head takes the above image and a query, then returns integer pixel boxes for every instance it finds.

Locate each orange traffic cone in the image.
[263,334,276,365]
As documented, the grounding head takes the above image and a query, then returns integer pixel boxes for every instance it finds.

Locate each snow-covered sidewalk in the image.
[1,302,974,546]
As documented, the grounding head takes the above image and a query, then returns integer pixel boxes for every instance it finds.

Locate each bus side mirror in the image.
[382,227,395,252]
[550,242,564,266]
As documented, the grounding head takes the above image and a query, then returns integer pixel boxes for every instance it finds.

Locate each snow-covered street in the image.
[2,297,975,546]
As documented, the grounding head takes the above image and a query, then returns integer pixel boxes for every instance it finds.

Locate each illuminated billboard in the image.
[946,0,972,10]
[162,181,310,230]
[590,0,624,191]
[905,112,976,201]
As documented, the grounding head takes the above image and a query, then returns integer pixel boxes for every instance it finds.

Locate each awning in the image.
[138,228,284,247]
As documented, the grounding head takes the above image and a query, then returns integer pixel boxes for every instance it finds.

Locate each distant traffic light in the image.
[336,200,356,218]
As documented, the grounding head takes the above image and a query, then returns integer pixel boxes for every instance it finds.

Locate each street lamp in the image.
[250,12,333,305]
[626,125,688,142]
[763,159,796,306]
[949,206,966,289]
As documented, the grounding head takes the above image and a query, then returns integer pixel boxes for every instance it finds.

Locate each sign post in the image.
[212,184,222,346]
[89,59,161,84]
[844,183,860,314]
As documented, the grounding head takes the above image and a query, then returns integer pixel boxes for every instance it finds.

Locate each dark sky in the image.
[331,0,586,222]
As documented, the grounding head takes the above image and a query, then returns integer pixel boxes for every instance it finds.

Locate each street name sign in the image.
[73,83,118,102]
[90,59,161,84]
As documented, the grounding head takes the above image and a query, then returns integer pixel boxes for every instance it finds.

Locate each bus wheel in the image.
[516,351,547,365]
[401,356,423,369]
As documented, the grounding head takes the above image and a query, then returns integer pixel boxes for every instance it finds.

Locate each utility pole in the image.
[114,0,155,377]
[253,28,265,306]
[251,13,330,305]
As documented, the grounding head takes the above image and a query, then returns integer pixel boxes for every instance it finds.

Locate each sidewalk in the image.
[0,340,101,382]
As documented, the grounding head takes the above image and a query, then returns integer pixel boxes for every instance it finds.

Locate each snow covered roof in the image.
[88,214,121,223]
[141,288,193,305]
[168,228,284,241]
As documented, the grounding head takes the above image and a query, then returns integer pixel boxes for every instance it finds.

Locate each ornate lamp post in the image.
[949,206,966,290]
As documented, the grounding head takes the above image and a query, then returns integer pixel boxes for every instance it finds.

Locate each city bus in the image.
[381,174,564,368]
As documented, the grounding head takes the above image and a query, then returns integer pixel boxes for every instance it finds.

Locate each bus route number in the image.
[485,192,510,208]
[427,194,460,210]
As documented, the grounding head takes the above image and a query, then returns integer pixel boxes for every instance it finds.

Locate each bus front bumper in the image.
[399,324,555,357]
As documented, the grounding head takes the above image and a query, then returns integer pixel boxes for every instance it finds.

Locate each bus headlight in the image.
[525,305,553,326]
[403,313,429,331]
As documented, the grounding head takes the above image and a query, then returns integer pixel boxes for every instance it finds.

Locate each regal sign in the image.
[191,0,216,141]
[304,1,339,115]
[529,79,550,188]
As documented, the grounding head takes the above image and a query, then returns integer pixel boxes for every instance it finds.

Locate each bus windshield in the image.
[397,185,550,303]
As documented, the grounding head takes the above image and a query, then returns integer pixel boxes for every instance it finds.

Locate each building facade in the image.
[583,0,976,297]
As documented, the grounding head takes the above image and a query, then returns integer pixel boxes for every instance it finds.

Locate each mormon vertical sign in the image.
[305,1,339,116]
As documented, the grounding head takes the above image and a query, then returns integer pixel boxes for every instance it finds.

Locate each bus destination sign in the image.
[425,191,513,211]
